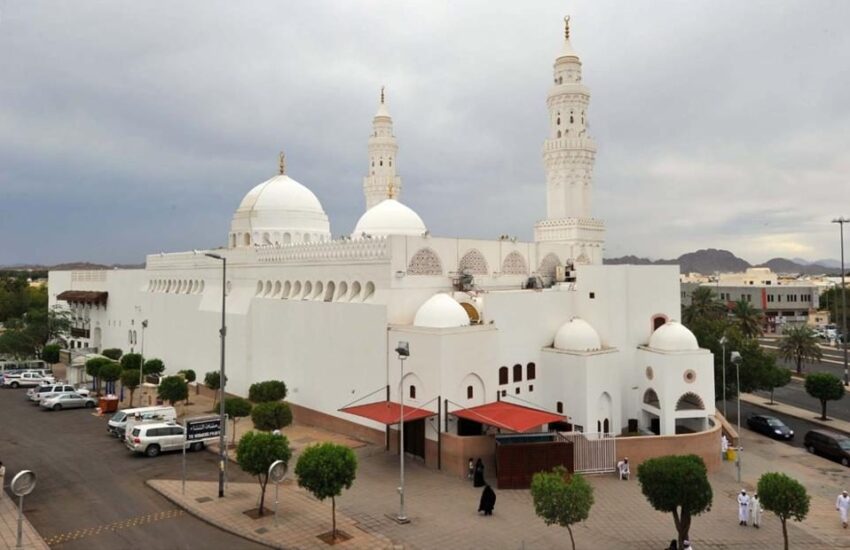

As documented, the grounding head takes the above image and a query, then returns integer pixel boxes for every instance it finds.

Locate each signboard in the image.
[185,416,223,441]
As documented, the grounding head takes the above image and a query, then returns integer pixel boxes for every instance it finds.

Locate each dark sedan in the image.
[747,414,794,440]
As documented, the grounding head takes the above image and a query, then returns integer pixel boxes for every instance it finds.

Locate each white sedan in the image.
[40,393,97,411]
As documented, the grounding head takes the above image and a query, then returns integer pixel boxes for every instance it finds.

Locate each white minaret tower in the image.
[363,87,402,210]
[534,16,605,264]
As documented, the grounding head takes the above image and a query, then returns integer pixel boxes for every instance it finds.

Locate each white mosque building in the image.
[49,17,718,477]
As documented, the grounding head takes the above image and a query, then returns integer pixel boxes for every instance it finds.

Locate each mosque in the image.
[49,17,719,477]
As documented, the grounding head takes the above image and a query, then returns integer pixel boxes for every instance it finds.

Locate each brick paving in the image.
[0,492,49,550]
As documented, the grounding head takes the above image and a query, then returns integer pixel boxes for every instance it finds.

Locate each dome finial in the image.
[564,15,570,40]
[387,181,396,199]
[278,151,286,175]
[380,85,385,104]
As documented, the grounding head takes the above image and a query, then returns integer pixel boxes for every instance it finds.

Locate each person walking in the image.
[721,434,729,460]
[737,489,750,526]
[617,457,630,480]
[666,539,678,550]
[473,458,485,488]
[749,492,762,528]
[467,458,474,482]
[478,484,496,516]
[837,490,850,528]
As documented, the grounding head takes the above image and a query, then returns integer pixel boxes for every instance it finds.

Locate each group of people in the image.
[468,458,496,516]
[736,489,763,527]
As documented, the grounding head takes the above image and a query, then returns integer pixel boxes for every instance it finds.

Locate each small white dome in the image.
[553,318,601,352]
[353,198,426,237]
[649,321,699,351]
[413,294,470,328]
[230,174,331,247]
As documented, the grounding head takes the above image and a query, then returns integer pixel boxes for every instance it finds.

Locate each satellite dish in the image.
[10,470,36,497]
[268,460,288,484]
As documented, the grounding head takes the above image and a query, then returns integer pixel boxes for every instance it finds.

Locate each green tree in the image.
[41,343,61,364]
[120,353,143,371]
[683,286,727,326]
[99,362,122,394]
[178,369,198,395]
[637,455,713,548]
[530,466,594,550]
[205,371,223,409]
[251,401,293,431]
[236,431,292,516]
[778,325,823,374]
[143,358,165,378]
[732,299,764,339]
[225,397,253,445]
[85,356,113,394]
[121,369,141,407]
[804,372,844,420]
[248,380,288,403]
[757,472,810,550]
[157,375,189,406]
[763,364,792,404]
[295,443,358,540]
[821,286,848,328]
[102,348,123,361]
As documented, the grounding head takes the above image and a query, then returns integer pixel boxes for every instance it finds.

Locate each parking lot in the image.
[0,387,265,550]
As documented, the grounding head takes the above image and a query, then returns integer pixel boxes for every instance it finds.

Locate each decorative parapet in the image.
[256,236,390,264]
[71,271,107,282]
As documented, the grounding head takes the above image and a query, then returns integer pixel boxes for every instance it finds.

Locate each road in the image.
[759,337,850,377]
[0,388,265,550]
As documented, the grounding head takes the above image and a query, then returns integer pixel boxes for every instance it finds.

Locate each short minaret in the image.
[363,87,402,210]
[534,16,605,264]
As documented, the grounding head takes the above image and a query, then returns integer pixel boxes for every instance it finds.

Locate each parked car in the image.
[40,393,97,411]
[804,430,850,466]
[108,406,177,439]
[28,383,90,403]
[746,414,794,440]
[2,371,55,388]
[125,422,205,457]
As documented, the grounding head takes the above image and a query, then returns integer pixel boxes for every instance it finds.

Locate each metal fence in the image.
[557,431,616,474]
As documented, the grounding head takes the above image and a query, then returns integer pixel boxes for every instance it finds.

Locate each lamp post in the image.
[139,320,148,391]
[394,340,410,524]
[832,217,849,386]
[731,351,743,483]
[204,252,227,498]
[720,335,728,418]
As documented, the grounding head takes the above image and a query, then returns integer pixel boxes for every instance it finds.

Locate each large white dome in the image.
[353,198,426,238]
[553,318,601,352]
[648,321,699,351]
[229,174,330,247]
[413,294,470,328]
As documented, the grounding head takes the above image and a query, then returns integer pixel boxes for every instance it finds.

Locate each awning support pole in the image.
[437,395,442,470]
[386,384,391,451]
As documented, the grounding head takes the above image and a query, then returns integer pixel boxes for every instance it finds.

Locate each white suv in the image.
[28,384,90,403]
[125,422,205,457]
[2,371,55,388]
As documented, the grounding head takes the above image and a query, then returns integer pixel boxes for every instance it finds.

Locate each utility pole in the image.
[833,217,849,386]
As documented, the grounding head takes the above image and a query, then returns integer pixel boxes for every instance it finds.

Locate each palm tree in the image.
[732,299,764,339]
[683,287,727,326]
[778,325,823,374]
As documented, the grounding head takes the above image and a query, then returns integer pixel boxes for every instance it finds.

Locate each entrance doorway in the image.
[403,418,426,459]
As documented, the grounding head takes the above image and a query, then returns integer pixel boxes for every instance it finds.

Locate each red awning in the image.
[340,401,437,425]
[451,401,565,433]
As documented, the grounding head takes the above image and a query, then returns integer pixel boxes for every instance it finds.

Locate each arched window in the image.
[527,362,536,380]
[409,385,416,399]
[597,420,601,433]
[538,253,561,279]
[603,418,610,433]
[458,249,489,275]
[643,388,660,409]
[570,115,574,123]
[556,116,561,125]
[557,130,562,138]
[243,233,251,246]
[556,401,564,414]
[652,314,668,332]
[676,392,705,411]
[467,386,473,399]
[513,364,522,383]
[407,247,443,275]
[501,251,528,275]
[498,367,508,385]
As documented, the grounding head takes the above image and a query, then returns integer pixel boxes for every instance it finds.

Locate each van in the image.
[804,430,850,466]
[107,406,177,439]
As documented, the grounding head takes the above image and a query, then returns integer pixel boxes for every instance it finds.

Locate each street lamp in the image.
[731,351,743,483]
[832,217,849,386]
[394,340,410,524]
[202,251,227,498]
[720,335,728,418]
[139,319,148,391]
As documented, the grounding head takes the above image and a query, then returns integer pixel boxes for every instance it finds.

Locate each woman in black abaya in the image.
[478,484,496,516]
[473,458,485,487]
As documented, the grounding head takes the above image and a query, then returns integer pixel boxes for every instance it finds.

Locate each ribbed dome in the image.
[413,294,470,328]
[648,321,699,351]
[553,318,601,352]
[230,174,330,247]
[353,198,426,238]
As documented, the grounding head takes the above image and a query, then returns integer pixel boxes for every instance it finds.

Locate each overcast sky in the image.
[1,1,849,265]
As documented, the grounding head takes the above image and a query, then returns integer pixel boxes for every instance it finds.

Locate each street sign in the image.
[185,416,223,441]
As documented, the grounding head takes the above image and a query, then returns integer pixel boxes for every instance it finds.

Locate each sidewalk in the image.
[0,494,49,550]
[741,392,850,434]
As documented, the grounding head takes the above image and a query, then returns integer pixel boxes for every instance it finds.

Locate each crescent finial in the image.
[278,151,286,175]
[381,85,385,104]
[564,15,570,40]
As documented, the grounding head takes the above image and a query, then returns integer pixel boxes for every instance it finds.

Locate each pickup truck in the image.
[2,371,56,388]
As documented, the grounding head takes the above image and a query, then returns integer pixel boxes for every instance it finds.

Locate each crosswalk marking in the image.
[44,509,184,546]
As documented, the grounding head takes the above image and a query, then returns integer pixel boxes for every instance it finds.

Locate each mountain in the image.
[604,248,841,275]
[0,262,144,271]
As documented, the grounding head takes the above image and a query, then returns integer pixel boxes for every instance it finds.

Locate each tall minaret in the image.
[363,87,402,209]
[534,16,605,264]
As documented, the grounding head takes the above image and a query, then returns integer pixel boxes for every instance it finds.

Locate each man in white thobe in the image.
[737,489,750,526]
[617,457,630,480]
[836,490,850,528]
[749,492,762,528]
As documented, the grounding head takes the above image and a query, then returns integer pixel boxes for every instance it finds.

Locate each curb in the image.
[145,480,282,550]
[741,395,850,437]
